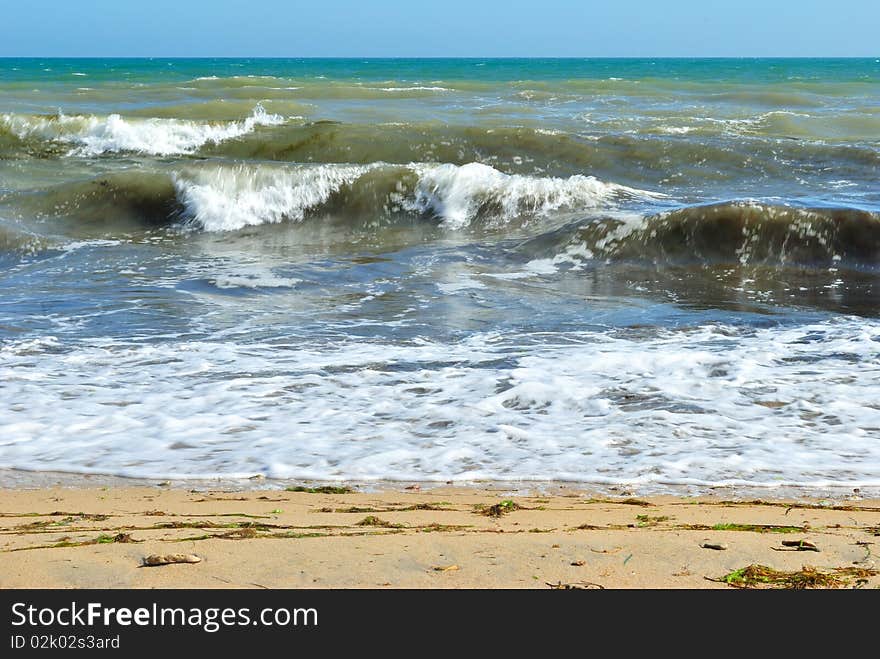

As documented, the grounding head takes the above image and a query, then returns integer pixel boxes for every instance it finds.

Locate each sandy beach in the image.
[1,485,877,589]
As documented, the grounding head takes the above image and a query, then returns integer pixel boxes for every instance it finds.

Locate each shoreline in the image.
[1,485,877,589]
[1,469,876,501]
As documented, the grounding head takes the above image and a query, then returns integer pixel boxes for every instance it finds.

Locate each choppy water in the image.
[1,58,879,492]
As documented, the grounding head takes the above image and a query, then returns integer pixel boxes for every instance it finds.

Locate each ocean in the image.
[1,58,878,494]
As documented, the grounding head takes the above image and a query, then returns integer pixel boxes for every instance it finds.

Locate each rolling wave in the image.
[408,163,659,230]
[3,111,878,204]
[524,202,880,268]
[8,162,654,232]
[0,104,285,156]
[6,165,880,270]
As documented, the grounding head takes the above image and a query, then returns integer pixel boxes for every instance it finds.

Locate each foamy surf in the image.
[1,161,662,236]
[170,162,660,231]
[1,320,879,488]
[409,162,663,229]
[0,104,285,156]
[173,163,379,231]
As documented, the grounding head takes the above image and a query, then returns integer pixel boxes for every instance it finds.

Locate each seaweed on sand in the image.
[714,564,878,589]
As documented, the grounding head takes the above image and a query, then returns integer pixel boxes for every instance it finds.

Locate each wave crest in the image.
[173,162,655,231]
[410,162,660,229]
[0,105,285,156]
[6,162,656,233]
[173,164,380,231]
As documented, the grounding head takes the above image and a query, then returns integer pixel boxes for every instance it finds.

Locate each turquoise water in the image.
[2,57,878,82]
[0,59,878,492]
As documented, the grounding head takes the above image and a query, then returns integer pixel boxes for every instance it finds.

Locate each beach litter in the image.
[773,539,820,552]
[142,554,202,567]
[700,542,728,551]
[546,581,604,590]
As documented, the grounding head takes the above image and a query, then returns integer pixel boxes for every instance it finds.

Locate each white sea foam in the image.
[375,86,451,92]
[658,126,694,134]
[172,161,661,232]
[211,273,301,289]
[435,275,487,293]
[409,162,661,229]
[2,319,879,489]
[60,239,124,253]
[0,104,285,156]
[173,163,378,231]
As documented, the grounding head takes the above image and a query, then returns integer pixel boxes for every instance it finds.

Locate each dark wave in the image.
[6,165,880,271]
[4,163,651,232]
[0,218,56,256]
[7,172,181,228]
[522,202,880,268]
[3,112,878,190]
[0,123,68,160]
[205,121,880,184]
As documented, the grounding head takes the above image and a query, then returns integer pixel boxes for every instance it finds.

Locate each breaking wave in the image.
[0,104,285,156]
[9,165,880,270]
[9,162,654,232]
[408,163,660,230]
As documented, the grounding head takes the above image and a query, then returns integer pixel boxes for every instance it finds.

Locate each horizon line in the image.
[1,55,878,60]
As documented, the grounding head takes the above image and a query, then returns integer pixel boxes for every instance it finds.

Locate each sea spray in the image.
[0,104,285,156]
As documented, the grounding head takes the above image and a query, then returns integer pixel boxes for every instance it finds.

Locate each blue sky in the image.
[1,0,878,57]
